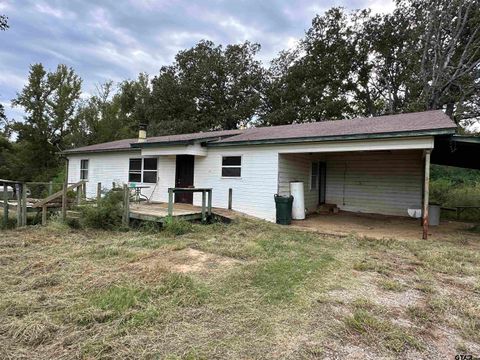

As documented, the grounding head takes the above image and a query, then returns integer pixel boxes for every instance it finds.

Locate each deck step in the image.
[316,203,339,214]
[66,210,81,219]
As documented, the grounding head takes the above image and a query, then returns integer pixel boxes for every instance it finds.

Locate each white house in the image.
[63,110,457,224]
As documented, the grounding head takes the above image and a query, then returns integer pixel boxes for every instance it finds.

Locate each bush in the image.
[80,190,124,230]
[162,217,193,236]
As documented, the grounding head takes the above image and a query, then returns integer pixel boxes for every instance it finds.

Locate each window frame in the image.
[128,157,158,184]
[310,161,319,190]
[80,159,89,181]
[221,155,242,178]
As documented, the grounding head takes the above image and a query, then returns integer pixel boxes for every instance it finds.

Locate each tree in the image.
[0,15,8,31]
[412,0,480,123]
[10,64,82,181]
[260,8,363,125]
[148,40,264,134]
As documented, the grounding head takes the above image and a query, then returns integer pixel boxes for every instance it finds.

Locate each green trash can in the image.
[274,194,294,225]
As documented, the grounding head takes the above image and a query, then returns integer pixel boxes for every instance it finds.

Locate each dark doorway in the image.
[319,161,326,204]
[175,155,195,204]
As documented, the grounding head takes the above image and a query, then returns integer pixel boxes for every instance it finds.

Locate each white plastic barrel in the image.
[290,181,305,220]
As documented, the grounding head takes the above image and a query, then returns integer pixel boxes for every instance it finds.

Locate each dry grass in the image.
[0,217,480,359]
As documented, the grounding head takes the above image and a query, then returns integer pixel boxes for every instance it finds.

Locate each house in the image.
[63,110,457,230]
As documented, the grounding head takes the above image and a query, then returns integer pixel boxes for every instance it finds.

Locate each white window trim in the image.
[221,155,242,179]
[129,157,158,184]
[80,159,89,181]
[310,161,319,190]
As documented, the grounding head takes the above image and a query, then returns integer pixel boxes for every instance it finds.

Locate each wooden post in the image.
[112,182,116,190]
[228,188,232,210]
[16,184,21,228]
[76,185,81,205]
[122,184,130,227]
[21,184,27,226]
[61,183,67,221]
[422,150,431,240]
[97,182,102,204]
[201,190,206,222]
[167,188,173,216]
[42,205,47,226]
[82,182,87,199]
[3,184,8,228]
[207,189,212,216]
[48,181,53,196]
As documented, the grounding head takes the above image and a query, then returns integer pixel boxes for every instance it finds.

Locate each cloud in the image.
[0,0,395,121]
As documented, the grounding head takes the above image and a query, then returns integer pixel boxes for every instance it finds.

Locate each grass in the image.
[1,218,480,358]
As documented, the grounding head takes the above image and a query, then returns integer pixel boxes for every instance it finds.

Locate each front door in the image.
[175,155,194,204]
[319,161,326,204]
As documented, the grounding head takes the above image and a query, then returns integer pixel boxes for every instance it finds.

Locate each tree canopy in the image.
[1,0,479,181]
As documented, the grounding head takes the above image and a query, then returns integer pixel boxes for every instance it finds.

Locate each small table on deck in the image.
[167,187,212,222]
[130,185,150,203]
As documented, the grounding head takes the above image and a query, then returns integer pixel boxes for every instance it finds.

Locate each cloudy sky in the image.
[0,0,395,121]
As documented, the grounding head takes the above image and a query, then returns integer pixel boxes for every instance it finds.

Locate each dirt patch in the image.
[122,247,241,281]
[293,211,480,242]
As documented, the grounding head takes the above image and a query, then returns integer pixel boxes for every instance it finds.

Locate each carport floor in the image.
[292,211,480,241]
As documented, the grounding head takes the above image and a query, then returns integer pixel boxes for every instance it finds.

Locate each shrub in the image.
[80,190,123,230]
[162,217,193,236]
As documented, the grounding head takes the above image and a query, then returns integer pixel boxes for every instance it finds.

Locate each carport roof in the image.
[210,110,456,146]
[432,135,480,170]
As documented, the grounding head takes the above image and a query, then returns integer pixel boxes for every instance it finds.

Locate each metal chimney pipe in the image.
[138,123,147,143]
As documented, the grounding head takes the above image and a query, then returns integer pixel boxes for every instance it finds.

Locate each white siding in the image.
[277,153,325,213]
[192,147,279,221]
[68,152,139,198]
[67,137,430,222]
[325,150,423,216]
[68,151,169,201]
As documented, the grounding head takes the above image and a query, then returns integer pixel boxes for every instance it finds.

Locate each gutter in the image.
[207,128,457,147]
[60,147,141,156]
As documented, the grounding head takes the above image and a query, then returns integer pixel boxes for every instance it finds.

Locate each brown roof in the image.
[137,129,244,145]
[63,111,456,154]
[62,138,138,154]
[62,129,244,154]
[214,110,456,145]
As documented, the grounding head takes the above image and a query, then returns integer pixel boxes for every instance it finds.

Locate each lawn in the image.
[0,218,479,359]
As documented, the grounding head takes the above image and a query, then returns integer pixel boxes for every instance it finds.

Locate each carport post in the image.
[422,150,431,240]
[3,183,8,228]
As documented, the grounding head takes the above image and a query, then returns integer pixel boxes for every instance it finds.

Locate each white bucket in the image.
[290,181,305,220]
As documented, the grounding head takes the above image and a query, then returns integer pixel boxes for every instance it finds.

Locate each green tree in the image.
[11,64,82,181]
[148,40,264,134]
[0,14,8,31]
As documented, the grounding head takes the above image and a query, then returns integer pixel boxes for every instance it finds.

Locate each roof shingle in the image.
[214,110,456,144]
[63,110,456,154]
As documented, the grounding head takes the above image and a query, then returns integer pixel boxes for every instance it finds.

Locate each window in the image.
[222,156,241,177]
[80,159,89,180]
[129,158,157,183]
[310,161,319,190]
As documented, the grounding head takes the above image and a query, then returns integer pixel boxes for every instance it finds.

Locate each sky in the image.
[0,0,395,122]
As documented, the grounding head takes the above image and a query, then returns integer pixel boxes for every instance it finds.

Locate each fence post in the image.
[97,182,102,204]
[228,188,232,210]
[76,185,81,205]
[21,184,27,226]
[61,183,67,221]
[48,181,53,196]
[122,184,130,227]
[201,190,206,222]
[168,188,173,216]
[3,184,8,228]
[207,189,212,216]
[16,184,21,228]
[42,205,47,226]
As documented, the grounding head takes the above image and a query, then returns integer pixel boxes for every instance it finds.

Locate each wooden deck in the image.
[129,202,237,223]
